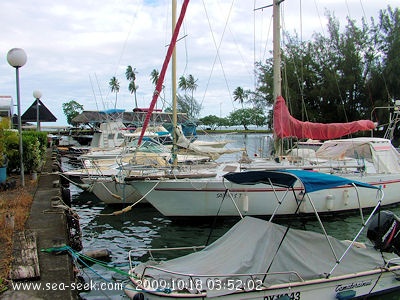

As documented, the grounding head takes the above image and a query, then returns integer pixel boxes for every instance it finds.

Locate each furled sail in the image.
[174,126,243,160]
[273,96,375,140]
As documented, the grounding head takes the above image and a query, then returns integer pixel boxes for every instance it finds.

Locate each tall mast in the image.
[172,0,178,166]
[273,0,281,99]
[273,0,282,157]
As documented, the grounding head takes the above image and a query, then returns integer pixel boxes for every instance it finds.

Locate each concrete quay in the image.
[2,148,78,300]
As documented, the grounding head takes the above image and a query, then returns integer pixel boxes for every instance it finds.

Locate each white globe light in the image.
[33,90,42,99]
[7,48,27,68]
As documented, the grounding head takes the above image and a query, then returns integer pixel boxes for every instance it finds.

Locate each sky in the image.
[0,0,398,126]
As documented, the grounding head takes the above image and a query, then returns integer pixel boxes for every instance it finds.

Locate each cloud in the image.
[0,0,396,126]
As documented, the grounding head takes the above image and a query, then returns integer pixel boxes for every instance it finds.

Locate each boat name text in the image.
[216,192,243,199]
[335,280,372,292]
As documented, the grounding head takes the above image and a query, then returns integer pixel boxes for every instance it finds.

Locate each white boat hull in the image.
[82,178,143,204]
[129,173,400,216]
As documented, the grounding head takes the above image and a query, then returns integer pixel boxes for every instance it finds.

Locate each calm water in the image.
[64,133,400,299]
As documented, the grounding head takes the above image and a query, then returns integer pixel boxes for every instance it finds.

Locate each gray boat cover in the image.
[134,217,397,297]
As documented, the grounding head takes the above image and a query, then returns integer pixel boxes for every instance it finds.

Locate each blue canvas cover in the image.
[223,169,379,193]
[100,108,125,114]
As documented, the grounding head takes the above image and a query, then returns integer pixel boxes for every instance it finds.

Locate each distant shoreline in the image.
[197,129,272,135]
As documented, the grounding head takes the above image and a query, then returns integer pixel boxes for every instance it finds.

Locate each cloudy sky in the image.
[0,0,398,126]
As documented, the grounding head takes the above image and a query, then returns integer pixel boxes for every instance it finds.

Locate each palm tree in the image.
[128,80,138,107]
[233,86,247,109]
[109,76,120,109]
[178,74,199,118]
[178,75,188,92]
[150,69,160,86]
[126,65,138,108]
[150,69,165,109]
[185,74,198,99]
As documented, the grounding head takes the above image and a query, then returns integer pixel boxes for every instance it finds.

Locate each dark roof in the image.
[71,110,192,126]
[21,99,57,122]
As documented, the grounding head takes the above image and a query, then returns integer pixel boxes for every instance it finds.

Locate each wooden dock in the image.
[10,230,40,280]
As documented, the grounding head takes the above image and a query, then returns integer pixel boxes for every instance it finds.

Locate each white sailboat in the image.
[62,136,217,204]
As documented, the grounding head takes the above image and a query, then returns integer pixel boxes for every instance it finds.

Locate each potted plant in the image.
[23,134,42,180]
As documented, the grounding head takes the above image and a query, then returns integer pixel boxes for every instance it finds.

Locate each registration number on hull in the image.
[265,292,300,300]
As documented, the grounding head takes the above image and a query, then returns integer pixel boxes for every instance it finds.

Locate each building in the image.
[0,96,13,127]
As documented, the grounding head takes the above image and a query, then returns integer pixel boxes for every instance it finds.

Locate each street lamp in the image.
[33,90,42,131]
[7,48,27,187]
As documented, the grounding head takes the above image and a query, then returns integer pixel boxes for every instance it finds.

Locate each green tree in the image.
[109,76,120,109]
[126,66,138,108]
[150,69,165,110]
[176,94,202,119]
[178,74,200,118]
[228,108,267,130]
[254,10,390,128]
[233,86,248,109]
[62,100,84,125]
[368,6,400,103]
[150,69,160,86]
[199,115,229,130]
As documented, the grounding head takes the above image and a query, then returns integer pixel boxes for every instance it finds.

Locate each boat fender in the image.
[125,290,144,300]
[61,187,71,207]
[343,189,349,206]
[336,289,356,299]
[132,292,144,300]
[367,211,400,255]
[83,248,111,260]
[242,195,249,212]
[59,174,70,187]
[326,195,334,210]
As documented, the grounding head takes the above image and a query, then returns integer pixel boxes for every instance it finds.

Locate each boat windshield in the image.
[128,137,168,154]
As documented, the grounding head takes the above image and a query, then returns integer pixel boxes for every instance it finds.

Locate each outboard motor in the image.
[367,211,400,255]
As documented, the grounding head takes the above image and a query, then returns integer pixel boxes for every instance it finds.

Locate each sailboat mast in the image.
[273,0,282,157]
[172,0,178,166]
[273,0,282,99]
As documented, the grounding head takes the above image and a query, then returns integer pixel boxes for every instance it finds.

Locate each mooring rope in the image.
[41,245,171,294]
[98,181,160,216]
[41,245,131,279]
[58,173,92,191]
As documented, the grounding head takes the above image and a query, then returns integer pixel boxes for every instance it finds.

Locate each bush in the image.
[5,131,48,174]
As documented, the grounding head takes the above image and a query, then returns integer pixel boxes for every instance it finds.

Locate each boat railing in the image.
[385,257,400,268]
[81,158,107,179]
[244,162,367,174]
[128,246,206,269]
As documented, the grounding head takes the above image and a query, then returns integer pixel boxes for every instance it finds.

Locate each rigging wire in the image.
[94,73,106,111]
[199,0,235,110]
[89,74,100,111]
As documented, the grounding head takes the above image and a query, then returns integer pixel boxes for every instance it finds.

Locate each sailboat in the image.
[123,1,400,217]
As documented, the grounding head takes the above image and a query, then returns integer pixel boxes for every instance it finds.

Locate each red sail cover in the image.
[273,96,375,140]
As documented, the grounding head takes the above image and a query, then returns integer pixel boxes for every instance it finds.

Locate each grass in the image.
[0,177,36,294]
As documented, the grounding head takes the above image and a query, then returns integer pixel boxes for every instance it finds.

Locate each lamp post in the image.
[7,48,27,187]
[33,90,42,132]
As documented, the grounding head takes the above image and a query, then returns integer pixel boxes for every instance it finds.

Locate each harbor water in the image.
[64,133,400,299]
